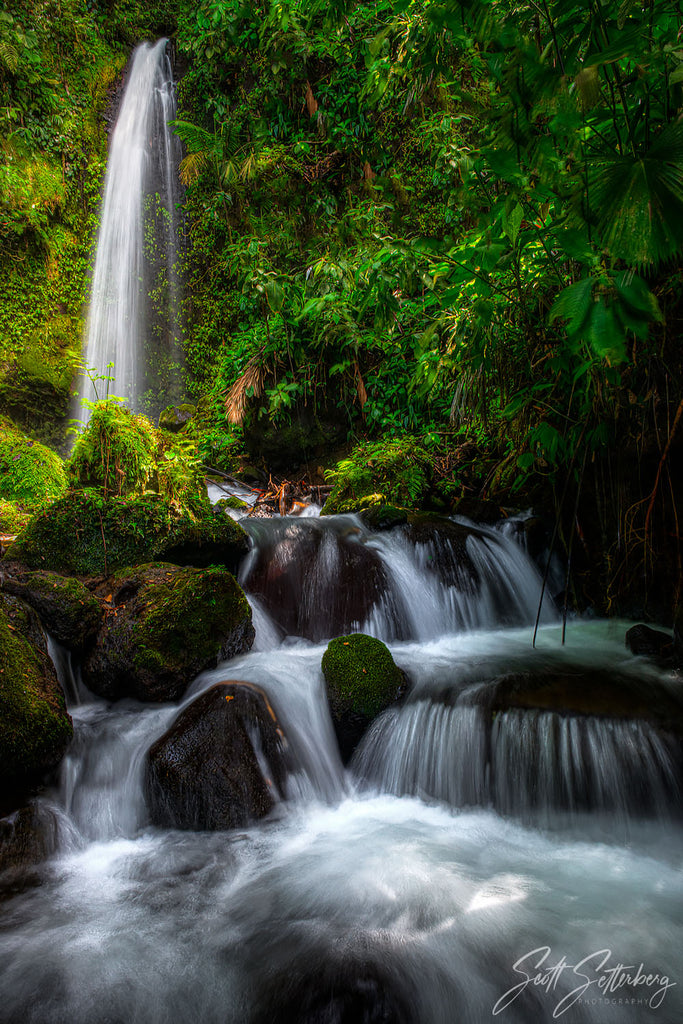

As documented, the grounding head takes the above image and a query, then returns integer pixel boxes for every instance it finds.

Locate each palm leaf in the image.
[590,123,683,267]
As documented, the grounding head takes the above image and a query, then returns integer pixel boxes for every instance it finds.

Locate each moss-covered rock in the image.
[0,594,73,811]
[321,633,405,761]
[0,499,31,535]
[146,681,288,830]
[358,504,408,531]
[82,563,255,702]
[158,403,196,432]
[1,569,102,652]
[245,406,347,472]
[0,417,67,513]
[7,490,249,576]
[322,438,434,515]
[221,495,249,511]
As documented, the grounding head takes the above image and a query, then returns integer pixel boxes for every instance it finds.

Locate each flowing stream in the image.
[78,39,181,421]
[1,514,682,1023]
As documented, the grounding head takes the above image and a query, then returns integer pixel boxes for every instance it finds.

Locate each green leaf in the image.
[548,278,593,335]
[613,271,663,322]
[502,203,523,246]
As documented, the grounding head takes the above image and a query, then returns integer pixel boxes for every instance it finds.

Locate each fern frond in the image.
[179,151,208,185]
[0,40,18,74]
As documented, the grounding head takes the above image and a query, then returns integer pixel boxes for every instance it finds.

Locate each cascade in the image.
[77,39,182,423]
[1,512,682,1023]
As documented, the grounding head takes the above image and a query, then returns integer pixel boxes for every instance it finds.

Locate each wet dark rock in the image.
[244,520,393,642]
[82,563,254,703]
[451,497,505,523]
[0,594,72,812]
[245,407,347,472]
[253,948,417,1024]
[322,633,405,762]
[158,403,196,432]
[404,514,479,590]
[1,568,102,652]
[490,667,683,736]
[0,803,60,876]
[146,681,288,830]
[626,623,674,667]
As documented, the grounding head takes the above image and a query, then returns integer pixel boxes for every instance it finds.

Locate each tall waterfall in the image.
[78,39,181,423]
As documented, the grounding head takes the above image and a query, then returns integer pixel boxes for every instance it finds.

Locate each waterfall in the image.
[353,697,682,825]
[78,39,181,423]
[238,514,556,642]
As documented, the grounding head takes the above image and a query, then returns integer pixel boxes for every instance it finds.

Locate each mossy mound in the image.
[0,499,31,535]
[8,490,249,577]
[322,438,433,515]
[82,563,255,702]
[69,401,205,502]
[0,418,67,513]
[158,404,196,432]
[321,633,405,761]
[1,569,102,652]
[69,402,158,496]
[0,595,73,810]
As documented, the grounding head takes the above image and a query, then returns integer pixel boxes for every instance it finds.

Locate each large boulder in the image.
[322,633,405,761]
[243,519,395,642]
[0,594,72,812]
[82,564,255,702]
[7,490,249,576]
[1,569,102,652]
[146,681,288,830]
[0,803,61,878]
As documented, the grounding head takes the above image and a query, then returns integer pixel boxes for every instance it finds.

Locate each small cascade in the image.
[354,686,682,824]
[60,702,176,842]
[78,38,182,422]
[239,514,555,642]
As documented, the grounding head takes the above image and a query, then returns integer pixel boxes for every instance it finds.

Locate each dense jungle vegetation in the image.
[1,0,682,617]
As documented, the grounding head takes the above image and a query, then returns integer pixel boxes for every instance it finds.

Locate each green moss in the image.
[69,402,159,496]
[358,505,409,531]
[221,496,249,511]
[321,633,404,719]
[0,570,102,651]
[126,563,251,673]
[8,489,249,577]
[69,401,205,502]
[158,404,197,432]
[322,438,434,515]
[82,562,254,701]
[0,499,31,534]
[0,418,68,513]
[0,598,72,786]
